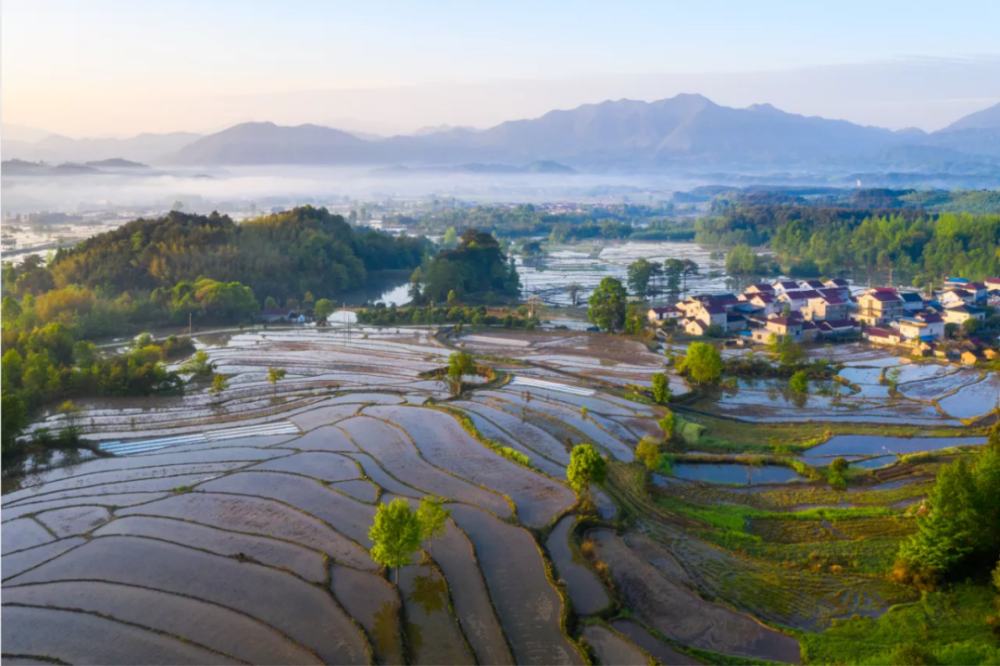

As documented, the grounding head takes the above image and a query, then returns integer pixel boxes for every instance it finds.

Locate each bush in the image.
[888,643,939,665]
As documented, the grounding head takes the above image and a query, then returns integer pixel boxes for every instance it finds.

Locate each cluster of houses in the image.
[648,276,1000,354]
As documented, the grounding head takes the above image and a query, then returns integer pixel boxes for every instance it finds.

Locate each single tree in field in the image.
[587,277,629,333]
[789,370,809,394]
[369,498,423,584]
[209,373,229,396]
[417,496,450,557]
[267,366,287,396]
[635,437,661,471]
[567,443,607,506]
[447,352,476,382]
[658,410,676,441]
[314,299,335,322]
[626,258,654,298]
[180,350,214,377]
[651,373,671,404]
[681,259,699,297]
[679,342,722,385]
[566,282,583,307]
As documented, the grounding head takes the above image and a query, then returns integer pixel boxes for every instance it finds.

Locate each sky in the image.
[3,0,1000,138]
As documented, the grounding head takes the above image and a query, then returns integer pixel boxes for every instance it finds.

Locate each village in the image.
[649,276,1000,365]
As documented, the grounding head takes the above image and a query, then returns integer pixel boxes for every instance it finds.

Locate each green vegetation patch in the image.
[801,584,1000,665]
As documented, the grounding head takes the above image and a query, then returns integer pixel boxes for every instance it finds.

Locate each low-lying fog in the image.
[1,165,703,216]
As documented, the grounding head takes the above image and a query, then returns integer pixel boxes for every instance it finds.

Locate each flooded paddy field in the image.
[3,323,993,664]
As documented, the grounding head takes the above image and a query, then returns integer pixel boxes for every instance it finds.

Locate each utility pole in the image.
[189,312,192,338]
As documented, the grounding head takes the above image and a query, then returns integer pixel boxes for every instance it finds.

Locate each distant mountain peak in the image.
[943,101,1000,132]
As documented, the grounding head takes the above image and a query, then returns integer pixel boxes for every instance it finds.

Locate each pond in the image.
[669,463,805,485]
[804,434,987,458]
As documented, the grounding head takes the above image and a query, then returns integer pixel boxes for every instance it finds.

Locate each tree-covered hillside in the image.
[46,206,431,303]
[695,205,1000,280]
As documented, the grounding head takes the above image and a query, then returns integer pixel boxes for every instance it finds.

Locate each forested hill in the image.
[695,205,1000,281]
[49,206,431,302]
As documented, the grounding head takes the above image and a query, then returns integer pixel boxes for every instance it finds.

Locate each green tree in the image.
[1,393,29,459]
[636,437,661,470]
[789,370,809,394]
[368,498,423,584]
[899,457,979,574]
[447,352,476,383]
[658,411,676,440]
[179,350,214,377]
[1,296,22,328]
[314,299,335,321]
[264,296,279,309]
[962,317,981,335]
[408,267,424,305]
[651,373,671,404]
[626,258,655,298]
[417,496,450,557]
[267,366,287,396]
[441,227,459,249]
[623,302,646,335]
[663,258,684,293]
[679,342,722,385]
[587,277,628,333]
[447,290,459,307]
[725,244,758,274]
[567,443,607,504]
[209,373,229,395]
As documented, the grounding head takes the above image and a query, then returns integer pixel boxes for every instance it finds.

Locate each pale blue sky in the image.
[4,0,1000,136]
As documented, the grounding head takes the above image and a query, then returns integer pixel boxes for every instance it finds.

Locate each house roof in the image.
[773,280,799,290]
[866,291,902,303]
[968,282,987,290]
[702,304,727,315]
[819,319,856,330]
[796,289,822,299]
[985,277,1000,285]
[649,306,679,314]
[802,321,818,330]
[899,292,924,302]
[800,280,825,289]
[818,288,842,298]
[749,293,775,303]
[945,277,969,283]
[814,295,846,305]
[768,316,800,327]
[916,313,943,323]
[865,327,893,338]
[749,283,775,292]
[825,278,849,287]
[945,288,972,297]
[946,304,985,314]
[687,319,707,332]
[726,314,746,322]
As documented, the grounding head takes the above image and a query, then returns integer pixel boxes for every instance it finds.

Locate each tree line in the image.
[695,205,1000,282]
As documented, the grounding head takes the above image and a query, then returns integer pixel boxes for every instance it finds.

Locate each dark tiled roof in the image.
[867,292,902,303]
[702,304,727,315]
[899,292,924,302]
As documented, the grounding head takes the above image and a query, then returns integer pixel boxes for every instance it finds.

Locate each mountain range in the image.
[4,94,1000,173]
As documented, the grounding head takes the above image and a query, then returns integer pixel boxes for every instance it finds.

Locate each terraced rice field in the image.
[3,325,990,664]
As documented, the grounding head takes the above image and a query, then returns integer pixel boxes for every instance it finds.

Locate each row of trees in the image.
[625,258,700,300]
